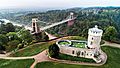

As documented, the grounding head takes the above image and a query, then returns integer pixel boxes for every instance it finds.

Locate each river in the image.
[0,19,32,30]
[0,19,57,40]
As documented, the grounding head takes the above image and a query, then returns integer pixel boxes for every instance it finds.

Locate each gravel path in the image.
[30,49,107,68]
[0,56,33,60]
[30,50,52,68]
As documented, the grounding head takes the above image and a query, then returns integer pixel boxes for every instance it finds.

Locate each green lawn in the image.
[9,41,55,57]
[3,36,119,68]
[57,53,95,63]
[0,59,34,68]
[35,62,90,68]
[59,41,70,45]
[72,42,86,48]
[9,36,85,57]
[35,46,120,68]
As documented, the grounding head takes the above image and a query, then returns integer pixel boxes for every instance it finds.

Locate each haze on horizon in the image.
[0,0,120,9]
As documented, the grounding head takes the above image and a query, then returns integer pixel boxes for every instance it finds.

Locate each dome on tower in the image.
[88,25,103,36]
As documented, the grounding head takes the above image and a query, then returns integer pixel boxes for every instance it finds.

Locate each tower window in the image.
[33,23,35,26]
[81,52,84,56]
[91,42,93,45]
[72,50,74,54]
[33,27,35,32]
[92,37,93,40]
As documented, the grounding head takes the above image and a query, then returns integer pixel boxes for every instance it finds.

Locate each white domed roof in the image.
[89,25,102,32]
[88,25,103,36]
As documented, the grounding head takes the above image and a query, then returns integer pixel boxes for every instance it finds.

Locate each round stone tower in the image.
[87,25,103,49]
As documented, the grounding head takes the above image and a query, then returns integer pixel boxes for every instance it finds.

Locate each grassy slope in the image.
[0,59,34,68]
[10,36,85,57]
[10,41,55,57]
[35,46,120,68]
[5,36,120,68]
[57,53,95,63]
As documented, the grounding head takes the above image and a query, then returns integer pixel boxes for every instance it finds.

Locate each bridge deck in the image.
[41,17,76,30]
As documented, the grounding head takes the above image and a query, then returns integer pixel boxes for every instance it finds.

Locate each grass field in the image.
[0,59,34,68]
[59,41,70,45]
[35,46,120,68]
[57,53,95,63]
[9,36,85,57]
[9,41,55,57]
[73,42,86,48]
[2,36,120,68]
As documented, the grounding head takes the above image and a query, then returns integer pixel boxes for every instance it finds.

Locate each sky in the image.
[0,0,120,9]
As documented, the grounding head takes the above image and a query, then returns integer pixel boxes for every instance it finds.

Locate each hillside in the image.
[10,7,120,43]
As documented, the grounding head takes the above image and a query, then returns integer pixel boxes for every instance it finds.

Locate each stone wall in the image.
[59,46,95,59]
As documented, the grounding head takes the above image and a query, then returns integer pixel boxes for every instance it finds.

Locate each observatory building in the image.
[56,25,105,63]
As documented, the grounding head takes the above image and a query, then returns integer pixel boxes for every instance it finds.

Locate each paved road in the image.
[45,32,57,40]
[102,41,120,48]
[30,50,52,68]
[0,56,33,60]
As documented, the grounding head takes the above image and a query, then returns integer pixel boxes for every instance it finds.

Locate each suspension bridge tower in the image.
[67,12,75,26]
[32,18,40,34]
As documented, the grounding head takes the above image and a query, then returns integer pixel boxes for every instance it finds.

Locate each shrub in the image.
[17,44,24,49]
[48,44,60,58]
[6,40,20,52]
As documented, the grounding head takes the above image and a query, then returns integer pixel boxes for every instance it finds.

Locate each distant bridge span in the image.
[0,12,76,32]
[1,12,76,40]
[40,17,76,30]
[31,12,76,33]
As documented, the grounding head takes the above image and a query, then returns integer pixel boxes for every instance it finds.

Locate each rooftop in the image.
[89,25,103,32]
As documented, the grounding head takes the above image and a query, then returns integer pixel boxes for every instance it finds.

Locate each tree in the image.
[0,24,7,34]
[17,44,24,49]
[0,42,5,52]
[0,34,8,45]
[33,32,49,42]
[15,26,23,32]
[48,44,60,58]
[103,26,118,41]
[17,29,33,45]
[5,23,15,33]
[7,40,20,52]
[6,32,20,41]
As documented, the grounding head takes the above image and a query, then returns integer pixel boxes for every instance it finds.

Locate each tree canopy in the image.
[48,44,60,58]
[103,26,118,42]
